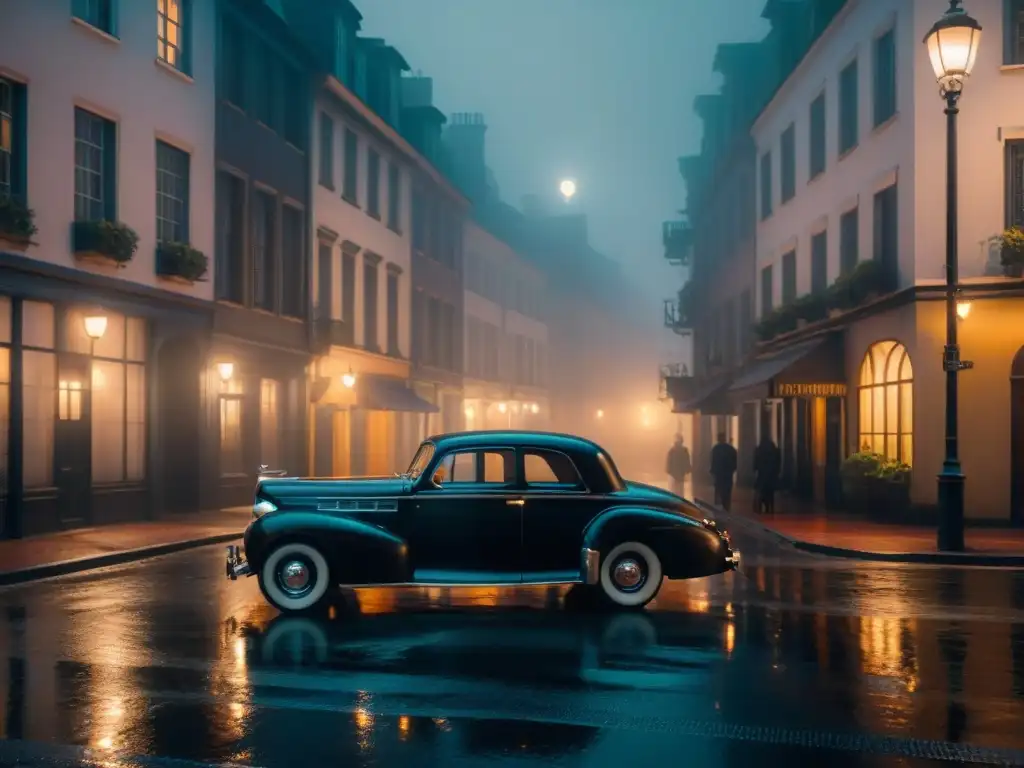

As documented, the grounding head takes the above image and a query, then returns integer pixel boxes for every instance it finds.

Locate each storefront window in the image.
[220,376,244,475]
[22,300,55,488]
[858,341,913,465]
[260,378,280,469]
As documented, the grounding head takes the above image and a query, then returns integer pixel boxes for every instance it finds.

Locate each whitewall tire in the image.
[259,542,331,613]
[599,541,663,608]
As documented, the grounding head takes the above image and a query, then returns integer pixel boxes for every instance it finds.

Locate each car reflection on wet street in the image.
[0,519,1023,767]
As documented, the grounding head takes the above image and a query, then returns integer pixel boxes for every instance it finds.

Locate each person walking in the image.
[710,433,738,511]
[665,434,692,497]
[753,435,782,515]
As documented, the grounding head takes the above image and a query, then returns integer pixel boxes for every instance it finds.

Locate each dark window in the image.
[157,0,189,74]
[315,241,332,323]
[873,182,899,290]
[426,296,440,366]
[283,66,305,148]
[739,288,752,353]
[363,258,378,351]
[341,249,356,338]
[252,191,276,311]
[0,77,27,200]
[1008,140,1024,227]
[780,124,796,202]
[281,205,304,318]
[343,128,358,203]
[781,250,797,303]
[811,230,828,294]
[435,449,514,484]
[809,92,826,178]
[439,302,454,370]
[155,141,189,244]
[760,264,773,314]
[523,450,584,488]
[387,162,401,231]
[839,58,859,154]
[73,0,114,35]
[840,207,859,275]
[318,112,333,188]
[1005,0,1024,65]
[412,187,425,251]
[367,148,380,217]
[215,171,245,303]
[760,151,772,220]
[221,18,245,108]
[873,29,896,126]
[386,268,399,355]
[411,289,424,363]
[253,45,275,127]
[74,108,116,221]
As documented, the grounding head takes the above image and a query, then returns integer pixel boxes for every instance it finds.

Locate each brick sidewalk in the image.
[693,485,1024,564]
[0,508,250,583]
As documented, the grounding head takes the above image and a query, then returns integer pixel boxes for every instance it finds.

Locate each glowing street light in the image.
[497,402,508,414]
[559,179,576,201]
[341,368,356,388]
[83,314,108,341]
[595,409,604,420]
[217,362,234,382]
[956,296,972,320]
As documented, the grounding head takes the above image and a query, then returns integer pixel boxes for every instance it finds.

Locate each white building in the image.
[749,0,1024,520]
[0,1,217,536]
[462,216,548,430]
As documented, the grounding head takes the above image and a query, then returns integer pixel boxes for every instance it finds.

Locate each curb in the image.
[693,498,1024,568]
[0,531,242,586]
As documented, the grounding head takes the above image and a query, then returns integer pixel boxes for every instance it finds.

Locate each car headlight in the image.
[252,500,277,518]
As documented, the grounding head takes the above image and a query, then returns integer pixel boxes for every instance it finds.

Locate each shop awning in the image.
[673,376,735,415]
[358,374,440,413]
[728,334,845,401]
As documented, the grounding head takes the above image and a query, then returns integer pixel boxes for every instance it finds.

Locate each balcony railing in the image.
[663,298,691,335]
[662,220,693,267]
[659,363,694,402]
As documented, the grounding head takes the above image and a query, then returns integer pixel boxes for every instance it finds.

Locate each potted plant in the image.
[72,220,139,266]
[156,241,209,283]
[754,303,798,341]
[0,196,38,251]
[840,450,911,518]
[792,292,827,326]
[999,226,1024,277]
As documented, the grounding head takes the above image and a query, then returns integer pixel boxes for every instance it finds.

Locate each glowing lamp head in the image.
[497,402,508,414]
[216,362,234,382]
[924,0,982,95]
[559,179,576,201]
[465,405,474,418]
[83,314,108,341]
[530,403,539,414]
[341,369,356,388]
[595,409,604,420]
[956,298,972,320]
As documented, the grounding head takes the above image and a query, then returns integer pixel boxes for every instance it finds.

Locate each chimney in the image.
[444,112,488,205]
[399,75,446,165]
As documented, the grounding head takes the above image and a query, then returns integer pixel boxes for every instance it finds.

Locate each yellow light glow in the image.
[956,299,971,320]
[530,403,539,414]
[342,369,356,388]
[83,314,108,340]
[465,405,474,418]
[595,409,604,419]
[217,362,234,381]
[398,714,411,739]
[497,402,508,413]
[559,179,577,200]
[725,622,735,656]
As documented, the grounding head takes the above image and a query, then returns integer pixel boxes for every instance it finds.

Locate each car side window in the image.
[523,450,584,489]
[433,449,515,485]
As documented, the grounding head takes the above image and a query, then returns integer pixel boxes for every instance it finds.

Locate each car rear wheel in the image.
[258,542,331,613]
[598,541,662,608]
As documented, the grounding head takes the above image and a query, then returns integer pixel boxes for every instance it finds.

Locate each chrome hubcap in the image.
[280,560,310,593]
[613,558,643,589]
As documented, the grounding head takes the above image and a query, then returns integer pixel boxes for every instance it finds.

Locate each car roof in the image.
[424,430,606,455]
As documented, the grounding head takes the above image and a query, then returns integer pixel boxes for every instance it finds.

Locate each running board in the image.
[336,578,586,589]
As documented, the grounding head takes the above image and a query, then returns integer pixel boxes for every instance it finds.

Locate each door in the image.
[518,448,597,582]
[411,447,522,583]
[55,355,91,525]
[824,397,845,509]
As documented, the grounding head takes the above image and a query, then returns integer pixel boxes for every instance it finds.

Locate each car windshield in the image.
[406,442,436,479]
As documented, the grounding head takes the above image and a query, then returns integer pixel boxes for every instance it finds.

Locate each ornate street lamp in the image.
[923,0,981,552]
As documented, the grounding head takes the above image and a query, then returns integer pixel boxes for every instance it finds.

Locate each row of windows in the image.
[412,187,461,269]
[761,26,896,219]
[464,316,546,387]
[434,448,582,488]
[464,250,544,319]
[760,181,898,316]
[74,0,191,76]
[218,374,285,477]
[324,244,402,356]
[702,288,753,373]
[412,292,460,373]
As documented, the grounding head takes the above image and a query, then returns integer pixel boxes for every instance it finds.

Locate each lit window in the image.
[157,0,185,71]
[857,341,913,464]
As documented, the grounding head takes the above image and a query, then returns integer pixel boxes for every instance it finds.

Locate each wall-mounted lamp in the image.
[497,402,508,414]
[464,405,475,418]
[956,296,972,320]
[341,368,357,388]
[595,409,604,419]
[530,403,539,414]
[83,314,108,341]
[217,362,234,382]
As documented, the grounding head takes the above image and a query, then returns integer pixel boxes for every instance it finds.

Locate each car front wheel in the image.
[258,542,332,613]
[598,541,663,608]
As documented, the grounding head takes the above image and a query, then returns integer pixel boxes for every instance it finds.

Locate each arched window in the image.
[858,341,913,465]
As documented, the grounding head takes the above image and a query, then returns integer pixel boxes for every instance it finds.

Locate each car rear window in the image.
[523,450,584,488]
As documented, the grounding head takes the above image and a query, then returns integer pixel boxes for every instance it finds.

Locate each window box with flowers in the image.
[156,242,209,284]
[754,303,798,341]
[998,226,1024,278]
[840,450,911,519]
[0,196,38,252]
[72,220,139,267]
[826,258,885,314]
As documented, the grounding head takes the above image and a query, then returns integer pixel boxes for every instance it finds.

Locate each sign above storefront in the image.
[775,382,847,398]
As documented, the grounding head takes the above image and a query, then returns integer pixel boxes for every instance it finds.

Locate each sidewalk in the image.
[694,486,1024,567]
[0,508,250,586]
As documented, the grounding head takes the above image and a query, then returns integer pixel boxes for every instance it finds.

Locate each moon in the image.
[559,179,577,200]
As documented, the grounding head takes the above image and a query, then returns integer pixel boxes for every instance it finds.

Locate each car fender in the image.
[581,506,727,580]
[244,512,410,584]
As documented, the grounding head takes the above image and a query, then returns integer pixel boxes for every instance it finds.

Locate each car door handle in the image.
[505,499,525,506]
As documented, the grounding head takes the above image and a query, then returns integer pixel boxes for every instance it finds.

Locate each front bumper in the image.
[226,544,252,580]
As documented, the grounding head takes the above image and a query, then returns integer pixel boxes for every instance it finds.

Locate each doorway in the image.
[808,396,845,508]
[157,338,201,514]
[55,355,91,526]
[332,409,350,477]
[1011,347,1024,524]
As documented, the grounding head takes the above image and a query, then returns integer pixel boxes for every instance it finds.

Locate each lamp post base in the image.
[937,460,966,552]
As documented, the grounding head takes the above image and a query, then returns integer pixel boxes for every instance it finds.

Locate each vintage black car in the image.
[226,430,740,613]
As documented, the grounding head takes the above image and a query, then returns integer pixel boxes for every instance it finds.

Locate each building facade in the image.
[0,0,217,536]
[462,216,549,431]
[301,3,436,478]
[743,0,1024,520]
